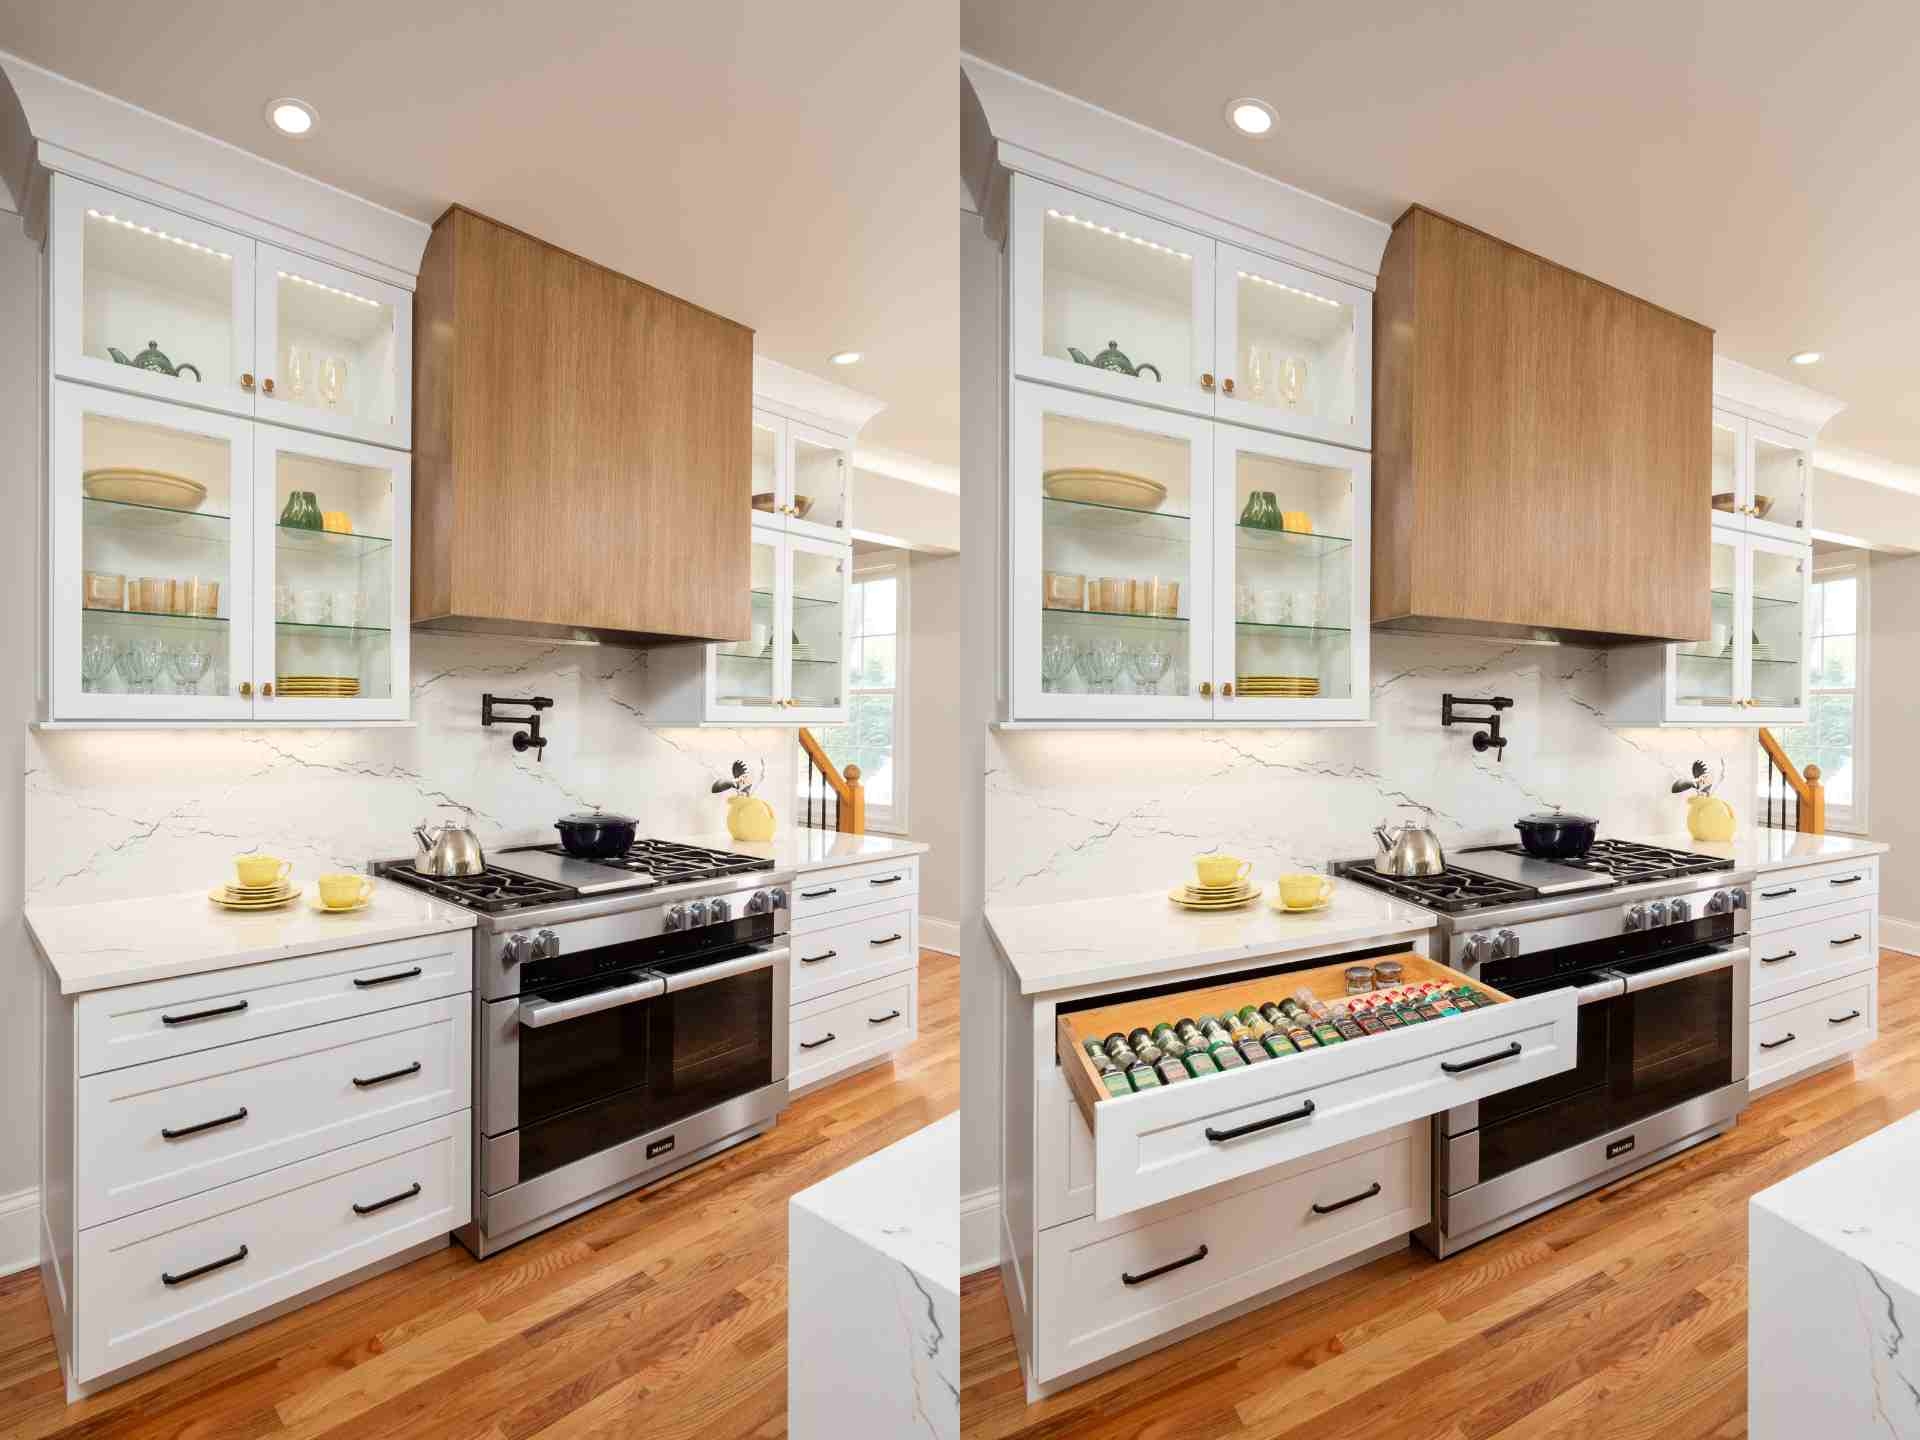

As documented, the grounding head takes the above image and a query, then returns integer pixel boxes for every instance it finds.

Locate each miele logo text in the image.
[646,1136,676,1160]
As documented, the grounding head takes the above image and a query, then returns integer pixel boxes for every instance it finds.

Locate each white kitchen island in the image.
[1750,1109,1920,1438]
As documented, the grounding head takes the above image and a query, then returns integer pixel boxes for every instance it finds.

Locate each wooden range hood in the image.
[1372,206,1713,646]
[412,206,753,645]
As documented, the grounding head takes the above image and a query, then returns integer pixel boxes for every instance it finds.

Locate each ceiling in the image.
[964,0,1920,465]
[0,1,957,467]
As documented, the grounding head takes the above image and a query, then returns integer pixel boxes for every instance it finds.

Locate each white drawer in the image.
[73,1112,469,1384]
[1751,899,1876,1005]
[76,932,473,1076]
[1056,954,1575,1223]
[792,858,918,924]
[791,897,916,1004]
[1038,1064,1098,1230]
[1750,971,1876,1092]
[1752,858,1877,923]
[789,970,917,1091]
[1033,1126,1428,1384]
[77,995,472,1229]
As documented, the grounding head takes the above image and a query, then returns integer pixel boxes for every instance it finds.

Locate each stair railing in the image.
[1757,727,1825,834]
[797,727,866,834]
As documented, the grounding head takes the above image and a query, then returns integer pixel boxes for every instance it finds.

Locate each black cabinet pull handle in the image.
[352,1181,422,1216]
[869,1009,902,1025]
[1121,1244,1208,1287]
[1760,1032,1797,1050]
[869,876,903,886]
[1206,1098,1314,1142]
[161,1106,248,1140]
[163,1244,248,1286]
[800,886,837,899]
[1760,886,1797,899]
[354,967,422,989]
[870,933,904,946]
[1441,1041,1522,1074]
[1830,934,1864,947]
[800,1032,836,1050]
[161,998,248,1026]
[800,949,837,965]
[1830,876,1864,886]
[352,1061,423,1088]
[1830,1010,1863,1025]
[1311,1181,1382,1216]
[1761,950,1797,964]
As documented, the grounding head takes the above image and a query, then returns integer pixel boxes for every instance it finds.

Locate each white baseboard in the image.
[0,1188,39,1278]
[962,1186,1000,1276]
[1883,915,1920,956]
[921,916,960,956]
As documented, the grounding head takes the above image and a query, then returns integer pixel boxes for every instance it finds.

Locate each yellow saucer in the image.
[308,893,371,915]
[208,884,297,910]
[1270,895,1331,915]
[1168,883,1258,910]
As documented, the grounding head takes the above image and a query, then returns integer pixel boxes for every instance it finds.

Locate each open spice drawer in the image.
[1056,951,1576,1221]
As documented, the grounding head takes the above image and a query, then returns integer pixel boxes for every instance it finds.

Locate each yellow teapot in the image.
[726,792,776,843]
[1685,792,1735,842]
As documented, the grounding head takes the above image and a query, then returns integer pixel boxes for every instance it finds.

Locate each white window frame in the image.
[1797,558,1867,834]
[844,558,909,834]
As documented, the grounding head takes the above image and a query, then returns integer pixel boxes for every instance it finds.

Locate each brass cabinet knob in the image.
[1200,373,1215,392]
[1223,681,1234,697]
[263,682,274,698]
[1222,378,1235,396]
[1199,680,1213,698]
[262,377,275,396]
[239,681,252,697]
[240,373,255,392]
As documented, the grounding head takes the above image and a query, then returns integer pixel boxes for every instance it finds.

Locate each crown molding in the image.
[1713,355,1847,438]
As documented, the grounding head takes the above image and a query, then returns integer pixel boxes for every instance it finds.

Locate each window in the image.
[1774,562,1866,832]
[813,562,908,832]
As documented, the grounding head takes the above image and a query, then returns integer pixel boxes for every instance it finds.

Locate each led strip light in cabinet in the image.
[86,209,231,261]
[277,271,383,308]
[1046,208,1191,261]
[1237,270,1343,307]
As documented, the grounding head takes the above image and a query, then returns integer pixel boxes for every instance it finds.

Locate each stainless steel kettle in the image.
[1372,814,1446,877]
[413,813,486,877]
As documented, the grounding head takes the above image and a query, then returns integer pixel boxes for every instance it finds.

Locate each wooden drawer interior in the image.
[1056,951,1512,1117]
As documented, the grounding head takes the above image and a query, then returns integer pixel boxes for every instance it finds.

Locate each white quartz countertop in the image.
[792,1111,958,1293]
[986,882,1436,996]
[1621,829,1886,874]
[1752,1110,1920,1296]
[666,829,927,875]
[26,883,476,995]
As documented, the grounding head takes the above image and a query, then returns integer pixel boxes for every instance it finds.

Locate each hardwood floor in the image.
[961,947,1920,1440]
[0,949,957,1440]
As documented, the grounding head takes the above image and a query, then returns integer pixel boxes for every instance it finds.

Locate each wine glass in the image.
[320,356,346,412]
[115,637,165,695]
[80,634,118,693]
[166,640,213,696]
[1280,355,1308,411]
[1075,637,1126,695]
[1040,634,1079,693]
[1127,642,1173,696]
[286,346,311,402]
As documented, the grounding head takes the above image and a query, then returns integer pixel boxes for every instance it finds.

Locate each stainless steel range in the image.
[374,839,793,1258]
[1333,838,1753,1258]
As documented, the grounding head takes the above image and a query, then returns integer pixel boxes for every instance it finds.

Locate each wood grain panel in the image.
[1373,206,1711,642]
[412,206,752,642]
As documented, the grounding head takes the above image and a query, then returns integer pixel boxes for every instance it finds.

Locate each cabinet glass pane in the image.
[750,418,779,521]
[1751,548,1806,709]
[1752,434,1807,533]
[271,450,395,702]
[78,413,235,696]
[1710,417,1739,521]
[1231,268,1359,431]
[272,265,400,433]
[1674,540,1739,710]
[81,206,235,399]
[1041,206,1194,399]
[715,539,781,710]
[1227,449,1355,701]
[790,548,846,709]
[792,434,848,533]
[1037,413,1194,698]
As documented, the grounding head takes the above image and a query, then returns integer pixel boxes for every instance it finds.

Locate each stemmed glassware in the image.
[1074,637,1126,694]
[1279,355,1308,411]
[1040,634,1079,693]
[115,637,166,694]
[80,634,117,693]
[165,640,213,696]
[320,356,347,412]
[1126,642,1173,695]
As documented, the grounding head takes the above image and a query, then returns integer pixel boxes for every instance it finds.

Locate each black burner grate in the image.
[1330,860,1537,914]
[1483,839,1734,884]
[372,862,577,915]
[527,839,774,885]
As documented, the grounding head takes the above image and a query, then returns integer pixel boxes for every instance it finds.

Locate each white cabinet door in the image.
[1744,534,1810,725]
[254,243,411,451]
[1709,408,1746,533]
[1744,421,1812,545]
[252,424,411,721]
[707,530,788,722]
[50,173,257,421]
[1011,382,1216,721]
[785,421,854,544]
[784,534,852,725]
[1210,425,1370,722]
[51,381,257,721]
[1009,173,1216,420]
[1213,243,1372,452]
[1665,531,1748,723]
[750,408,787,534]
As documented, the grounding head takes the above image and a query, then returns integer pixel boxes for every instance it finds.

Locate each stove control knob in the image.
[1623,904,1647,932]
[1494,929,1520,960]
[1459,932,1492,965]
[1669,897,1693,923]
[533,929,560,960]
[503,932,533,965]
[1730,887,1749,909]
[663,904,687,933]
[1705,889,1730,915]
[687,898,710,927]
[769,887,789,910]
[1647,899,1669,926]
[709,896,733,923]
[745,889,771,915]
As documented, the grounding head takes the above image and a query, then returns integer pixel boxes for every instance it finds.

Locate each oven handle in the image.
[518,973,666,1028]
[1618,943,1747,995]
[661,945,788,994]
[1577,976,1626,1006]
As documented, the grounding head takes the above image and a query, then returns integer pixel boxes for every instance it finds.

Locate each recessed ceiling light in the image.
[830,350,862,366]
[1226,99,1276,138]
[1790,350,1823,366]
[265,98,316,137]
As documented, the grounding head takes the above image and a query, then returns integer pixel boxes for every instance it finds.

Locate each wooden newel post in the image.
[841,765,866,836]
[1802,764,1825,835]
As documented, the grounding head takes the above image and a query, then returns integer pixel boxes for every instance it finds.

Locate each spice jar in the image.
[1344,965,1376,994]
[1373,959,1405,988]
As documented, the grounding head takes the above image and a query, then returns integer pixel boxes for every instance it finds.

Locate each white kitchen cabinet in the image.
[786,855,921,1094]
[1213,241,1371,452]
[1747,853,1881,1097]
[254,243,411,452]
[1711,406,1811,545]
[750,406,853,545]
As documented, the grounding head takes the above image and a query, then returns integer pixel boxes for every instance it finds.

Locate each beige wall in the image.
[1814,468,1920,553]
[904,551,964,929]
[852,467,960,554]
[1868,551,1920,923]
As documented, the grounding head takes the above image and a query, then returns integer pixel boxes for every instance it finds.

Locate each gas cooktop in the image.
[1332,839,1735,916]
[519,838,775,886]
[373,839,775,915]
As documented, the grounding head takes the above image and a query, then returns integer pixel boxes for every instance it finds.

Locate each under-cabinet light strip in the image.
[277,271,383,307]
[1237,270,1343,306]
[1046,208,1191,261]
[86,209,231,261]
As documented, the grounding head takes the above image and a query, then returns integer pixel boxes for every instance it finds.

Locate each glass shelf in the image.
[1234,525,1353,558]
[276,524,393,557]
[83,607,227,630]
[1041,495,1190,540]
[750,588,840,610]
[82,496,232,540]
[274,619,392,637]
[1712,588,1800,610]
[1233,619,1352,637]
[715,651,840,668]
[1042,606,1188,631]
[1676,650,1799,668]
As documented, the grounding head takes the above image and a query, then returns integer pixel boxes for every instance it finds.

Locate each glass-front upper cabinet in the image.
[1010,173,1215,419]
[709,534,784,722]
[1710,408,1810,543]
[1745,536,1809,723]
[1213,244,1372,451]
[750,411,784,531]
[50,382,256,721]
[749,409,852,542]
[1669,534,1744,722]
[786,537,851,724]
[1011,381,1215,721]
[253,426,411,721]
[1210,427,1370,722]
[256,244,412,451]
[50,174,256,421]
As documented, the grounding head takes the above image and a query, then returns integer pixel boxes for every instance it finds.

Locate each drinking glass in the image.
[320,356,347,412]
[166,641,213,696]
[295,590,332,625]
[274,584,296,622]
[1280,355,1308,411]
[1075,637,1126,694]
[1040,634,1079,693]
[80,634,117,693]
[115,637,165,694]
[1127,642,1173,695]
[287,346,311,402]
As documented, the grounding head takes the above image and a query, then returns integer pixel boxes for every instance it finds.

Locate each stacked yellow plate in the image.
[278,675,361,697]
[1238,674,1320,697]
[207,880,298,910]
[1167,881,1259,911]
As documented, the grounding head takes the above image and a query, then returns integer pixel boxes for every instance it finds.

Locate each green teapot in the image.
[106,340,201,382]
[1066,339,1161,382]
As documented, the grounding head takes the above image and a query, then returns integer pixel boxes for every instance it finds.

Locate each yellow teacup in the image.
[317,873,373,910]
[234,854,291,889]
[1194,854,1252,889]
[1276,873,1334,910]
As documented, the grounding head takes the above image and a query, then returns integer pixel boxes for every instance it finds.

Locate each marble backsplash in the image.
[986,635,1759,907]
[26,635,795,905]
